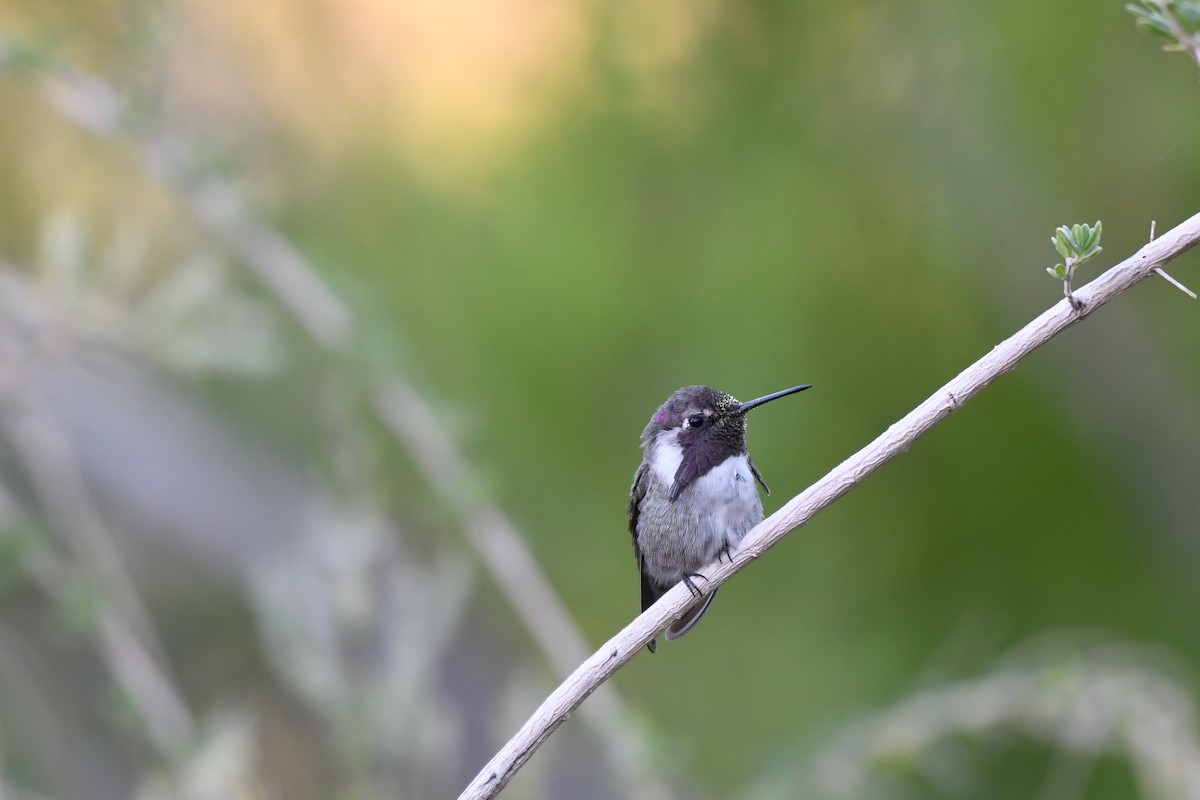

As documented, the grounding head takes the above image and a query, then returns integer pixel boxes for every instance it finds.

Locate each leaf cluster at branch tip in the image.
[1127,1,1200,40]
[1047,220,1103,281]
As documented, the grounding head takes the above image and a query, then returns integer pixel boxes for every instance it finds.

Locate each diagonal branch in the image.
[458,210,1200,800]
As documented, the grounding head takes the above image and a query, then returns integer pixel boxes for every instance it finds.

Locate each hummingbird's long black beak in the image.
[734,384,812,415]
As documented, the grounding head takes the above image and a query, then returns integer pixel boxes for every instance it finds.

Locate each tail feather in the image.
[664,588,719,641]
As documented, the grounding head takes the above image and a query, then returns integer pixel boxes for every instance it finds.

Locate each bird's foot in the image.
[717,544,734,564]
[681,572,708,597]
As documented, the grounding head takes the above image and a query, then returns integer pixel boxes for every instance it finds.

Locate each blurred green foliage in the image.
[1,0,1200,798]
[1128,0,1200,51]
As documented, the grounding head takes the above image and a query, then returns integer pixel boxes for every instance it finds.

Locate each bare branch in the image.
[1151,220,1197,298]
[457,210,1200,799]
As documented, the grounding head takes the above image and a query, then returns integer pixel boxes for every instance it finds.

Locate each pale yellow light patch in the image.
[176,0,591,193]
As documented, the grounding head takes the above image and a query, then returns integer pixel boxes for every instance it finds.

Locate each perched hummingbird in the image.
[629,384,811,652]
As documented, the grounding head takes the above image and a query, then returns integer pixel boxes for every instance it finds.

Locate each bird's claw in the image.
[681,572,708,597]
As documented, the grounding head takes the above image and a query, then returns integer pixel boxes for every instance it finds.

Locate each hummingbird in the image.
[628,384,811,653]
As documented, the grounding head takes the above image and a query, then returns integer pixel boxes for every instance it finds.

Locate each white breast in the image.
[650,435,754,501]
[691,454,756,503]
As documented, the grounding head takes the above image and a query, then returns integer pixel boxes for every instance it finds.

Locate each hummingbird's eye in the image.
[686,414,705,429]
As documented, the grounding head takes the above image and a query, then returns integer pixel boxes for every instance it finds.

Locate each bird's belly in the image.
[638,454,764,582]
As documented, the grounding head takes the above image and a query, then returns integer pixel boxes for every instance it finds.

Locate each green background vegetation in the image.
[1,1,1199,798]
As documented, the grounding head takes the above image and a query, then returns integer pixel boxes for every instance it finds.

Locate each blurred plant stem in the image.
[0,273,194,752]
[0,29,676,800]
[0,381,193,752]
[744,634,1200,800]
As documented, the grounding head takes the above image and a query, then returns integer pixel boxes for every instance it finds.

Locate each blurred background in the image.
[1,1,1199,798]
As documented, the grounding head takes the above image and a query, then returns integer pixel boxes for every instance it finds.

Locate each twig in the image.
[1154,264,1197,298]
[457,210,1200,799]
[1064,276,1084,310]
[1150,220,1198,298]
